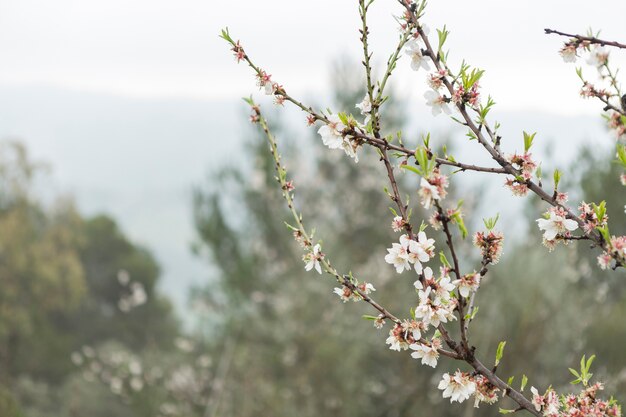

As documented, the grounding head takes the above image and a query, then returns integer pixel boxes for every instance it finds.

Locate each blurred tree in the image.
[0,140,181,416]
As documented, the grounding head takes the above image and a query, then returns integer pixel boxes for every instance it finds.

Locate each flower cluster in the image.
[531,383,621,417]
[418,169,449,209]
[507,152,537,181]
[317,114,360,162]
[385,232,435,274]
[598,235,626,270]
[608,112,626,139]
[505,177,530,197]
[578,201,608,234]
[451,84,481,109]
[537,207,578,249]
[415,267,457,328]
[473,230,504,264]
[438,370,476,403]
[385,320,423,351]
[504,151,538,197]
[473,374,500,407]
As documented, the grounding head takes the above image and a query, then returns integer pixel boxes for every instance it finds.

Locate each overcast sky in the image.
[1,0,625,113]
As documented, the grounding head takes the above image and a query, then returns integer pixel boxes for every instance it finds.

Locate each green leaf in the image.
[499,408,517,414]
[553,169,562,189]
[439,252,451,268]
[400,164,422,175]
[495,341,507,366]
[483,214,500,230]
[219,27,234,43]
[523,131,537,152]
[521,375,528,391]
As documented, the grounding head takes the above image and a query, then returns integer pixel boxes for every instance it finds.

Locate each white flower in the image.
[413,265,433,289]
[385,330,409,351]
[536,211,578,241]
[418,177,441,209]
[405,38,430,71]
[263,82,276,95]
[384,242,411,273]
[391,216,405,232]
[410,338,441,368]
[559,44,577,63]
[424,90,451,116]
[453,273,480,298]
[304,244,323,274]
[387,233,435,275]
[333,286,351,302]
[317,115,345,150]
[587,46,609,68]
[530,387,543,411]
[342,138,360,163]
[415,231,436,259]
[355,94,372,121]
[438,371,476,403]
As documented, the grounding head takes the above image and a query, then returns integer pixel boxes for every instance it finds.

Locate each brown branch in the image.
[545,28,626,50]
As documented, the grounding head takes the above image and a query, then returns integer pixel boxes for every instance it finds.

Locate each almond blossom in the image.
[414,286,457,328]
[587,46,609,68]
[303,243,324,274]
[355,94,372,123]
[385,233,435,274]
[559,42,578,62]
[405,38,430,71]
[473,230,504,264]
[317,115,345,150]
[385,321,422,351]
[438,371,476,403]
[453,272,480,298]
[472,375,499,408]
[391,215,405,232]
[537,207,579,241]
[418,177,440,208]
[427,69,448,90]
[333,282,374,303]
[410,337,441,368]
[424,90,451,116]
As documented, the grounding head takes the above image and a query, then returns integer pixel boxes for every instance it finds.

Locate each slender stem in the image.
[544,28,626,50]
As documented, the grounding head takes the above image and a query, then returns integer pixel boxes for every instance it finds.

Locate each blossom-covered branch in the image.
[221,0,625,415]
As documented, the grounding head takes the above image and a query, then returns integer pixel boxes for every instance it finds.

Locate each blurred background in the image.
[0,0,625,416]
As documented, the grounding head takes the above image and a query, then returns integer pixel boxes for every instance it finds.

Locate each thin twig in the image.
[544,28,626,50]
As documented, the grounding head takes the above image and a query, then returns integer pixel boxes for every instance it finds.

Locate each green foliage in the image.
[483,214,500,230]
[523,131,537,152]
[495,341,506,366]
[569,354,596,386]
